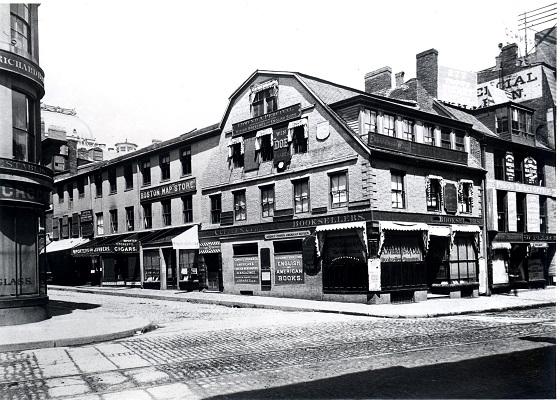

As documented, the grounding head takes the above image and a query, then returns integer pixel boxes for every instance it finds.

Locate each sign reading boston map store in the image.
[232,104,301,137]
[140,178,196,202]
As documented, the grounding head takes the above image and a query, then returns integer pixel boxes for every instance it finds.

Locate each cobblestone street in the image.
[0,291,555,399]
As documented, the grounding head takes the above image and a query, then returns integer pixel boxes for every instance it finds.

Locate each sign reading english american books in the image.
[232,104,301,137]
[140,177,196,202]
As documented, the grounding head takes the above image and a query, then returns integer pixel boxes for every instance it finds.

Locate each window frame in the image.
[12,89,34,162]
[391,172,405,209]
[77,176,85,198]
[233,190,247,222]
[125,206,135,231]
[10,4,32,55]
[231,143,244,168]
[458,181,473,214]
[143,203,152,229]
[496,190,508,232]
[251,86,278,117]
[109,209,118,233]
[210,194,222,224]
[124,164,134,190]
[161,199,171,226]
[426,178,442,212]
[260,185,275,218]
[159,153,170,181]
[539,196,547,233]
[259,134,274,162]
[141,159,151,186]
[108,168,117,194]
[382,114,395,137]
[329,172,348,209]
[363,109,377,135]
[292,126,308,154]
[180,147,192,176]
[94,173,103,197]
[516,192,526,233]
[182,195,193,223]
[423,124,435,146]
[96,212,104,235]
[440,128,452,149]
[293,178,310,214]
[402,119,414,141]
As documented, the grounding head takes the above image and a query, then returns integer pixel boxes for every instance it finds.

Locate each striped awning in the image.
[315,221,367,256]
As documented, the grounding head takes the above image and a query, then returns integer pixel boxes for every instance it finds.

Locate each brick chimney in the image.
[495,43,518,70]
[395,71,405,87]
[67,138,78,174]
[416,49,438,110]
[364,66,392,94]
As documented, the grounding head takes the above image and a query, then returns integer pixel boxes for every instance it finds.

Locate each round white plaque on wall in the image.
[316,121,330,140]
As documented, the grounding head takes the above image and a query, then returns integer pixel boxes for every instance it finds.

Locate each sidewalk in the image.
[49,285,556,318]
[0,304,152,352]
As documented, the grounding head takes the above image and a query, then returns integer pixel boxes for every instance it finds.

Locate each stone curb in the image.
[48,286,556,319]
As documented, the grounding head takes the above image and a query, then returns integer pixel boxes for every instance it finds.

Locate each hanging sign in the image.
[233,256,259,284]
[524,157,538,185]
[273,126,290,168]
[505,152,515,182]
[274,253,304,285]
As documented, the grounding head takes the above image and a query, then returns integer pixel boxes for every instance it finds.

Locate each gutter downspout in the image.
[481,138,491,296]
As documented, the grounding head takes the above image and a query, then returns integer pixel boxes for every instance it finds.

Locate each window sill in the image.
[180,173,192,178]
[78,195,85,199]
[125,187,134,192]
[109,191,117,195]
[141,183,151,188]
[95,195,102,199]
[160,179,170,183]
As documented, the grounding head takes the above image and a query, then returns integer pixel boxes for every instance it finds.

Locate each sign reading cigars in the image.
[72,240,140,257]
[140,177,196,202]
[232,104,301,137]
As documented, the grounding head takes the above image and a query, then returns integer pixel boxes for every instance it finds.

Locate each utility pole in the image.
[518,3,557,57]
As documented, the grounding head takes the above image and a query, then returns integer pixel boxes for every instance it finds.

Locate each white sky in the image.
[36,0,556,148]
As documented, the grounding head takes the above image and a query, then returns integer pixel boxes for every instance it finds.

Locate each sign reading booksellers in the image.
[140,178,196,202]
[233,256,259,284]
[274,254,304,285]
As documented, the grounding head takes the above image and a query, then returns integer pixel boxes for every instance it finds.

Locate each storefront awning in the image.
[72,233,139,257]
[492,242,512,250]
[172,226,199,250]
[43,237,89,254]
[315,221,367,256]
[142,226,196,249]
[428,225,451,237]
[379,221,429,256]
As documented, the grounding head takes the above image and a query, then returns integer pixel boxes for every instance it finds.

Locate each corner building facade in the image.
[0,4,51,324]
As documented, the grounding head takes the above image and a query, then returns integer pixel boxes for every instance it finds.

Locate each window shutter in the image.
[244,137,259,171]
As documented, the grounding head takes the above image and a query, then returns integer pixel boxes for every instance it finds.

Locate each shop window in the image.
[292,125,307,154]
[94,173,103,197]
[161,199,171,226]
[143,250,160,282]
[124,164,133,190]
[440,128,451,149]
[516,193,526,233]
[363,109,377,135]
[57,184,64,203]
[449,235,478,282]
[497,190,508,232]
[126,206,134,231]
[383,114,395,137]
[233,191,246,221]
[261,185,274,218]
[458,181,473,214]
[96,212,104,235]
[12,90,34,162]
[539,197,548,233]
[426,178,442,212]
[181,147,192,176]
[259,135,273,162]
[391,172,405,209]
[403,119,414,141]
[251,85,278,117]
[109,209,118,233]
[233,243,258,256]
[330,172,348,209]
[108,168,117,194]
[210,194,221,224]
[179,250,196,282]
[494,151,505,180]
[495,107,509,134]
[293,179,309,214]
[423,124,435,146]
[160,153,170,181]
[77,177,85,198]
[273,240,303,254]
[141,159,151,186]
[143,203,152,229]
[455,132,465,152]
[10,4,31,55]
[182,195,193,223]
[230,142,244,168]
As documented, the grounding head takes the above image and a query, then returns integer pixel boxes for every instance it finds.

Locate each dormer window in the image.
[512,108,532,135]
[250,81,278,117]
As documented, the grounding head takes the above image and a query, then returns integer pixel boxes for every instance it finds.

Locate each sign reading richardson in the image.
[232,104,302,137]
[233,256,259,284]
[0,49,45,90]
[0,180,50,206]
[140,178,196,202]
[72,239,140,257]
[274,254,304,285]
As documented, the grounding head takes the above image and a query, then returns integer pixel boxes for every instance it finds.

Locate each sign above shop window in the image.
[72,239,140,257]
[140,177,196,203]
[232,104,302,137]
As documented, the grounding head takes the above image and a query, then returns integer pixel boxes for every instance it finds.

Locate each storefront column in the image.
[159,248,167,290]
[139,246,144,289]
[176,249,180,290]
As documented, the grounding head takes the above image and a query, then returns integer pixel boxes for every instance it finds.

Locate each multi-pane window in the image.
[539,197,548,233]
[292,126,307,154]
[161,199,171,226]
[449,236,478,282]
[293,179,309,214]
[440,128,452,149]
[426,178,442,211]
[234,191,246,221]
[181,147,192,176]
[458,181,473,214]
[108,168,117,193]
[495,107,509,134]
[493,152,505,180]
[141,159,151,186]
[94,173,103,197]
[330,172,348,209]
[109,209,118,233]
[77,177,85,198]
[363,109,377,135]
[402,119,414,141]
[160,154,170,181]
[259,135,273,162]
[231,143,244,168]
[12,90,34,162]
[125,206,134,231]
[10,4,31,54]
[512,108,532,134]
[261,186,274,217]
[182,195,193,223]
[251,87,278,117]
[423,124,435,146]
[383,114,395,137]
[391,173,405,209]
[497,190,508,232]
[124,164,133,190]
[57,184,64,203]
[143,203,152,229]
[210,194,221,224]
[516,193,526,233]
[455,132,465,152]
[96,212,104,235]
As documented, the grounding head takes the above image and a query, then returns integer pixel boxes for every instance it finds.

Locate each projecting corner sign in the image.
[0,49,44,89]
